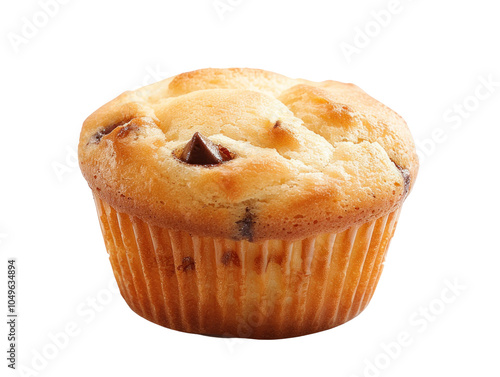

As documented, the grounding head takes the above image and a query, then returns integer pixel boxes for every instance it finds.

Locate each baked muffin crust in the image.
[79,68,418,241]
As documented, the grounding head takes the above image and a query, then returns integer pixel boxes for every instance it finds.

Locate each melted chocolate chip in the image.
[178,132,235,166]
[392,161,411,198]
[218,146,233,162]
[177,257,195,272]
[221,251,241,267]
[90,119,131,144]
[236,207,256,242]
[116,123,139,139]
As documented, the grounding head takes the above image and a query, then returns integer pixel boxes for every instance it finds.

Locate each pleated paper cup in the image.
[93,194,402,339]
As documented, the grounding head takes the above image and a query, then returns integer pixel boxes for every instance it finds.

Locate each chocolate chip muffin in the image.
[78,68,418,339]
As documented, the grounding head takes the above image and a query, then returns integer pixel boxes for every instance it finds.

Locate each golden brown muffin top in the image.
[79,68,418,241]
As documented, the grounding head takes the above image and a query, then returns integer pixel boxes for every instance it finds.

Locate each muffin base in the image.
[94,195,401,339]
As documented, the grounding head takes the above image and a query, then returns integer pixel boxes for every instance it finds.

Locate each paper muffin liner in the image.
[93,194,402,339]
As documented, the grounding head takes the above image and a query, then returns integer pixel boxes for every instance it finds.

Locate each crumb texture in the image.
[79,68,418,241]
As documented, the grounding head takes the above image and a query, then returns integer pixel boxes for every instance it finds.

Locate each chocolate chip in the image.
[178,132,235,166]
[177,257,195,272]
[236,207,255,242]
[116,123,139,139]
[253,255,265,273]
[218,146,234,162]
[180,132,223,165]
[392,161,411,198]
[221,251,241,267]
[90,119,132,144]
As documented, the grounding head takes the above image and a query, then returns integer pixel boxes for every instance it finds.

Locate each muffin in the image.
[78,68,418,339]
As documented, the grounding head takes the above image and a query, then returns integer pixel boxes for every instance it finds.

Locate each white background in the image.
[2,0,499,376]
